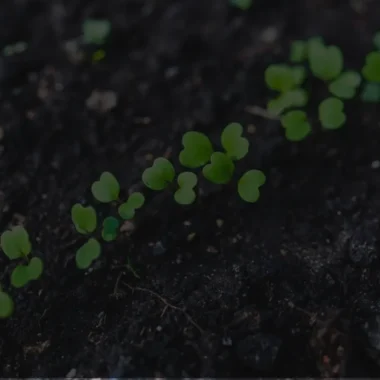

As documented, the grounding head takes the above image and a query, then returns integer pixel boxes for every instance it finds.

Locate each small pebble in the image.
[371,160,380,169]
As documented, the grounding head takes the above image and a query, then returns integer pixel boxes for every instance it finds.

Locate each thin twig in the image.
[245,105,280,120]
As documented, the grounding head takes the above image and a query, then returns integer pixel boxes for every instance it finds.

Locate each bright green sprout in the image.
[0,287,13,318]
[102,217,120,242]
[238,170,266,203]
[76,238,101,269]
[308,40,343,81]
[229,0,252,10]
[361,82,380,102]
[221,123,249,160]
[289,40,307,63]
[83,19,111,45]
[203,152,235,185]
[328,71,362,99]
[118,192,145,219]
[71,204,97,234]
[265,64,304,92]
[11,257,43,288]
[142,157,175,190]
[179,131,213,168]
[174,172,198,205]
[373,32,380,50]
[1,226,31,259]
[280,110,311,142]
[91,172,120,202]
[319,97,346,129]
[362,52,380,82]
[267,89,308,115]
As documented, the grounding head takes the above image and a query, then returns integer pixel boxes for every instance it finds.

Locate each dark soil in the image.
[2,0,380,377]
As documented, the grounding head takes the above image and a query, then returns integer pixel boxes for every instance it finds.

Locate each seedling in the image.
[0,286,13,318]
[267,89,308,115]
[229,0,252,10]
[319,97,346,129]
[289,40,307,63]
[361,82,380,102]
[0,226,43,288]
[179,132,214,168]
[221,122,250,160]
[280,110,312,141]
[118,192,145,219]
[92,172,120,202]
[238,170,266,203]
[264,64,305,92]
[71,204,97,234]
[328,71,361,99]
[174,172,198,205]
[203,152,235,184]
[76,238,101,269]
[362,52,380,82]
[82,19,111,45]
[142,158,175,190]
[102,217,120,242]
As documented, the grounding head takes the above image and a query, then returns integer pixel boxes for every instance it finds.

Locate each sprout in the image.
[179,132,213,168]
[11,257,43,288]
[1,226,31,259]
[142,158,175,190]
[91,172,120,202]
[221,123,249,160]
[174,172,198,205]
[264,64,303,92]
[319,97,346,129]
[280,110,311,141]
[362,52,380,82]
[328,71,361,99]
[267,88,308,115]
[361,82,380,103]
[229,0,252,10]
[118,192,145,219]
[102,217,120,242]
[71,204,97,234]
[373,32,380,50]
[82,19,111,45]
[76,238,101,269]
[238,170,266,203]
[0,287,13,318]
[289,40,307,63]
[308,40,343,81]
[202,152,235,185]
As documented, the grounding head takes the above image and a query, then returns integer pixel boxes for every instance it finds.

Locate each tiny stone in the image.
[216,219,224,228]
[247,124,256,134]
[371,160,380,169]
[156,325,163,332]
[207,246,218,253]
[184,220,191,226]
[187,232,196,241]
[66,368,77,378]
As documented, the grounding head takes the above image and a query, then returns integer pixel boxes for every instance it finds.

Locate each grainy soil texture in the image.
[1,0,380,377]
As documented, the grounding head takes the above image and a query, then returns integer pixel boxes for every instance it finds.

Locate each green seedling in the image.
[361,82,380,102]
[362,52,380,82]
[328,71,361,99]
[142,158,175,190]
[238,170,266,203]
[174,172,198,205]
[221,123,249,160]
[265,64,305,92]
[76,238,101,269]
[319,97,346,129]
[229,0,252,10]
[179,132,214,168]
[280,110,311,141]
[267,88,308,115]
[83,19,111,45]
[92,172,120,202]
[102,217,120,242]
[203,152,235,184]
[373,32,380,50]
[289,40,307,63]
[0,286,13,318]
[308,40,343,81]
[11,257,43,288]
[71,204,97,234]
[118,192,145,219]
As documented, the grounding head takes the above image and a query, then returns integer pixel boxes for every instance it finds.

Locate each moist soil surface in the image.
[2,0,380,377]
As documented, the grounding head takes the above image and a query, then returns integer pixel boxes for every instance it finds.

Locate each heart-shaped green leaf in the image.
[102,216,120,242]
[267,88,308,115]
[27,257,43,280]
[0,291,14,318]
[221,123,249,160]
[142,158,175,190]
[179,132,214,168]
[290,40,307,63]
[264,64,299,92]
[319,97,346,129]
[11,265,29,288]
[280,110,312,141]
[238,170,266,203]
[76,238,101,269]
[362,52,380,82]
[118,192,145,219]
[71,204,97,234]
[308,41,343,81]
[174,172,198,205]
[328,71,362,99]
[361,82,380,102]
[202,152,234,185]
[91,172,120,203]
[1,226,31,260]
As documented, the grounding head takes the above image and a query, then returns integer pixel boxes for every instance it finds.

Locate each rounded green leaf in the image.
[221,123,249,160]
[91,172,120,203]
[280,110,312,141]
[11,265,29,288]
[71,204,97,234]
[102,217,120,242]
[291,66,306,86]
[142,157,175,190]
[290,40,307,63]
[76,238,101,269]
[361,82,380,103]
[0,291,14,318]
[118,192,145,219]
[238,170,266,203]
[177,172,198,189]
[174,188,196,205]
[362,52,380,82]
[202,152,234,185]
[267,89,308,115]
[1,226,31,260]
[179,132,214,168]
[319,97,346,129]
[264,64,298,92]
[27,257,43,280]
[328,71,361,99]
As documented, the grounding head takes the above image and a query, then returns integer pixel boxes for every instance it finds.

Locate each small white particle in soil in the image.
[371,160,380,169]
[156,325,162,332]
[66,368,77,378]
[216,219,224,228]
